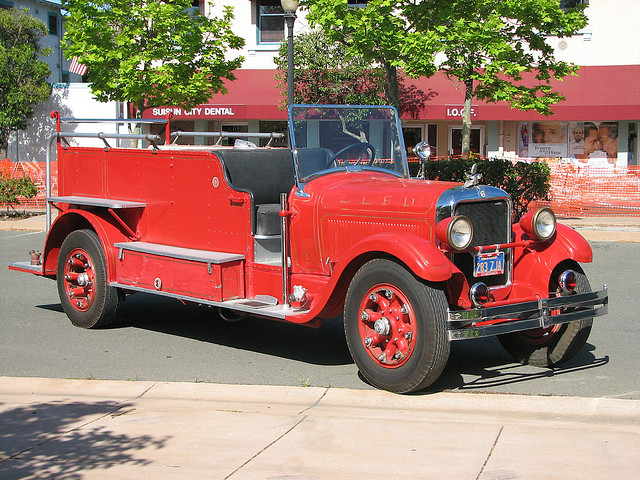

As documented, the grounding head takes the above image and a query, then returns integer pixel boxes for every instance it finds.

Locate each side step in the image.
[114,241,243,265]
[107,282,308,320]
[8,261,44,275]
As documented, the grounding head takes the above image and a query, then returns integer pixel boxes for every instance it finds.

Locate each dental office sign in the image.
[143,105,245,120]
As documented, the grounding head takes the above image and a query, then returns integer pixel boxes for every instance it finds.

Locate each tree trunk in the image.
[461,76,473,157]
[384,61,400,110]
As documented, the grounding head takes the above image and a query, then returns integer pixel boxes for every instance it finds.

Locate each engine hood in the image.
[301,171,461,219]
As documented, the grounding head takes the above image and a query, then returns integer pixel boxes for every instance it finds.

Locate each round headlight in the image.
[533,207,556,240]
[436,215,473,250]
[519,207,557,241]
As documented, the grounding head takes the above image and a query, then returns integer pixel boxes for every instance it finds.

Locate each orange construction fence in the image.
[2,159,639,217]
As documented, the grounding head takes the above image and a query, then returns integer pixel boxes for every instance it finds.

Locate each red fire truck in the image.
[9,105,608,393]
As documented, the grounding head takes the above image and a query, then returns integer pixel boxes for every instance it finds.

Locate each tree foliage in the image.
[301,0,439,109]
[409,157,551,221]
[275,29,386,107]
[0,8,52,152]
[274,29,435,117]
[404,0,587,154]
[62,0,245,116]
[302,0,587,154]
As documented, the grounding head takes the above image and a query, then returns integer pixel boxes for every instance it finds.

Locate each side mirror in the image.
[414,141,431,179]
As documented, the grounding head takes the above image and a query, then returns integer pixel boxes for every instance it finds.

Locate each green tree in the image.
[274,29,387,108]
[303,0,587,155]
[302,0,439,110]
[0,8,52,154]
[62,0,245,117]
[275,28,435,117]
[404,0,587,155]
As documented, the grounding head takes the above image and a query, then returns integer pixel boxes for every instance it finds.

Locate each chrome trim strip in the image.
[447,287,608,341]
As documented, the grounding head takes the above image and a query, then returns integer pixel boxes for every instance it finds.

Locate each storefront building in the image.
[141,0,639,166]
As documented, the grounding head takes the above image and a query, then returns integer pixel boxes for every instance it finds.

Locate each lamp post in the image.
[280,0,299,107]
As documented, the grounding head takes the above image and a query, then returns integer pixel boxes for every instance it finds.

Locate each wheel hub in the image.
[358,284,416,368]
[374,318,391,335]
[63,249,95,312]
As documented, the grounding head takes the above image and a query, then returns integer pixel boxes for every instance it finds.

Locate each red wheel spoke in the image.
[358,284,417,368]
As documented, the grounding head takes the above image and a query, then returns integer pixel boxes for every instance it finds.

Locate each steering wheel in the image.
[330,142,376,166]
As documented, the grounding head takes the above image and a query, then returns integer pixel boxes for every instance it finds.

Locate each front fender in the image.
[338,233,452,282]
[512,223,593,294]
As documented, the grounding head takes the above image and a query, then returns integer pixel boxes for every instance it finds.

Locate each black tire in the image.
[57,229,120,328]
[344,259,450,393]
[498,264,592,367]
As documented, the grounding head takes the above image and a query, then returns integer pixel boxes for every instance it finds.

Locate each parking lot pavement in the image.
[1,376,639,479]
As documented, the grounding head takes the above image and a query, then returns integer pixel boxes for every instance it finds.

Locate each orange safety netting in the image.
[2,159,639,217]
[531,163,640,217]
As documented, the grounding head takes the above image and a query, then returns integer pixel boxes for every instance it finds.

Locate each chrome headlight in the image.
[520,207,557,241]
[436,215,473,250]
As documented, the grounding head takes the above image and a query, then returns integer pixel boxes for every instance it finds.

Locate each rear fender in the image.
[512,223,593,294]
[43,210,128,278]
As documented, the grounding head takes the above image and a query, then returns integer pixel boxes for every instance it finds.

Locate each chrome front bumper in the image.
[447,287,608,341]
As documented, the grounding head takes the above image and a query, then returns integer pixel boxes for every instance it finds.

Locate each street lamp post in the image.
[280,0,299,107]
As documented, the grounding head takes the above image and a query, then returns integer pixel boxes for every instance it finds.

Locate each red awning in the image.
[142,65,640,122]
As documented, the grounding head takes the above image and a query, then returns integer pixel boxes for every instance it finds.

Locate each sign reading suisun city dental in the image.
[143,105,245,120]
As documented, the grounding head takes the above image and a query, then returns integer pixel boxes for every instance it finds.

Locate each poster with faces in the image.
[519,121,619,165]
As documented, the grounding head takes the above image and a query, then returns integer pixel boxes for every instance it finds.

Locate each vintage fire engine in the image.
[10,105,608,393]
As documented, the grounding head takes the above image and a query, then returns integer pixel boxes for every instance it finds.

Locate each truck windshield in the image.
[289,105,409,185]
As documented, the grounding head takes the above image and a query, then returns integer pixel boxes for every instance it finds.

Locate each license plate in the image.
[474,251,505,278]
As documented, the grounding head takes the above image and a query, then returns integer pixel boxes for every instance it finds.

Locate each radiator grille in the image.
[452,199,511,287]
[454,200,510,246]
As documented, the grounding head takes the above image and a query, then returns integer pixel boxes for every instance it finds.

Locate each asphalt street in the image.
[1,230,638,399]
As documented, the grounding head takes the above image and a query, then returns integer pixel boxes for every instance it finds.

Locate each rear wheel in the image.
[57,229,120,328]
[498,264,592,367]
[344,259,450,393]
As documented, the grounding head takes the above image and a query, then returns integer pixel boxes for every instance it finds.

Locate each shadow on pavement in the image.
[111,293,354,367]
[36,292,610,393]
[0,400,169,479]
[425,339,609,393]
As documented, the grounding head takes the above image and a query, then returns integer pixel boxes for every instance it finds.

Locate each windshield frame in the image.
[288,104,410,191]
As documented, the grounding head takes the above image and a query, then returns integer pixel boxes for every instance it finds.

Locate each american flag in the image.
[69,57,88,76]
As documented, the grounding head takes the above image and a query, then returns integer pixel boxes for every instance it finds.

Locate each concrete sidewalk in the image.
[1,213,639,242]
[0,377,639,480]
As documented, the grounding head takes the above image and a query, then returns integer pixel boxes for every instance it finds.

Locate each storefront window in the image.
[258,0,285,43]
[259,121,288,147]
[221,124,249,147]
[449,126,483,156]
[560,0,587,10]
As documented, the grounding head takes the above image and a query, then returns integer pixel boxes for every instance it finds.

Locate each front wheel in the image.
[57,229,121,328]
[498,264,592,367]
[344,259,450,393]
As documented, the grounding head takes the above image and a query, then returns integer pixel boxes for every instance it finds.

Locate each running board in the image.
[109,282,309,320]
[8,261,44,275]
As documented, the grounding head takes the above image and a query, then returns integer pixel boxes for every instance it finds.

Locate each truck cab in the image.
[9,105,608,393]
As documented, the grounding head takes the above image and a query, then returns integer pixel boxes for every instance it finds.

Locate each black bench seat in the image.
[213,149,295,236]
